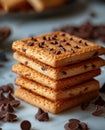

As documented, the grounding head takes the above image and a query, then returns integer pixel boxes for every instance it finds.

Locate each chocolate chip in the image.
[74,45,80,49]
[92,105,105,116]
[22,48,26,52]
[92,64,96,68]
[10,100,20,107]
[69,37,73,40]
[0,104,5,112]
[66,43,71,46]
[24,61,28,65]
[70,49,75,53]
[100,83,105,93]
[61,39,66,42]
[0,90,6,100]
[79,122,88,130]
[83,42,88,46]
[78,40,82,43]
[47,47,53,51]
[54,50,61,55]
[3,112,18,122]
[81,102,90,110]
[0,128,2,130]
[62,71,67,75]
[27,41,34,46]
[7,91,15,101]
[20,120,31,130]
[50,41,58,45]
[39,42,44,48]
[35,108,49,121]
[2,83,14,93]
[31,37,37,41]
[5,104,14,112]
[94,96,105,106]
[61,33,65,36]
[84,64,88,69]
[41,67,47,71]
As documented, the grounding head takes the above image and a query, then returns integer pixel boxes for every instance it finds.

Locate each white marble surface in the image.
[0,1,105,130]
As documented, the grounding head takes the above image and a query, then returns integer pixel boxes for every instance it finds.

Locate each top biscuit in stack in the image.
[12,31,105,68]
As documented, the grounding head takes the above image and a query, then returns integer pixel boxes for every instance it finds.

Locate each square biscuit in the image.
[13,52,105,80]
[12,31,105,67]
[14,87,99,114]
[15,77,99,101]
[12,63,101,90]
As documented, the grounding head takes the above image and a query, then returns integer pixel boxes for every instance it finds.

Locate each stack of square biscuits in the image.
[12,31,105,114]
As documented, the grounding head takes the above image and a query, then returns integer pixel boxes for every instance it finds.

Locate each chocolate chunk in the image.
[27,41,34,46]
[22,48,26,52]
[70,49,75,53]
[94,96,105,106]
[5,104,14,113]
[3,112,18,122]
[20,120,31,130]
[83,42,88,46]
[41,67,47,71]
[62,71,67,75]
[39,42,44,48]
[54,50,61,55]
[35,108,49,121]
[81,102,90,110]
[78,40,82,43]
[92,105,105,116]
[100,83,105,93]
[79,122,88,130]
[10,100,20,107]
[70,37,73,40]
[61,33,65,36]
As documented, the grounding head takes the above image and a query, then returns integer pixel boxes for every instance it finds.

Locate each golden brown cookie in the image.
[12,31,105,67]
[13,52,105,80]
[12,63,101,90]
[15,77,99,101]
[14,87,99,114]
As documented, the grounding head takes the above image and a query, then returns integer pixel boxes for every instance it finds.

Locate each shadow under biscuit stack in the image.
[12,31,105,114]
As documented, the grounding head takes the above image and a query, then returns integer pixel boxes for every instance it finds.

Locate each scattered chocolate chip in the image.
[41,67,47,71]
[5,103,14,112]
[0,27,11,43]
[70,49,75,53]
[7,91,15,101]
[10,100,20,107]
[35,108,49,121]
[27,41,34,46]
[54,50,61,55]
[20,120,31,130]
[92,105,105,116]
[1,83,14,93]
[94,96,105,106]
[64,118,88,130]
[79,122,88,130]
[22,48,26,52]
[39,42,44,48]
[3,112,18,122]
[100,83,105,93]
[62,71,67,75]
[81,102,90,110]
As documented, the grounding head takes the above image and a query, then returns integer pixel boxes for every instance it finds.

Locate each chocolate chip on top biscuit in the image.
[20,120,31,130]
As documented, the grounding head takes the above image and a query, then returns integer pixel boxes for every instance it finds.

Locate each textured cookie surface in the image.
[14,52,105,80]
[15,77,99,101]
[14,87,99,114]
[12,31,105,67]
[12,63,101,90]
